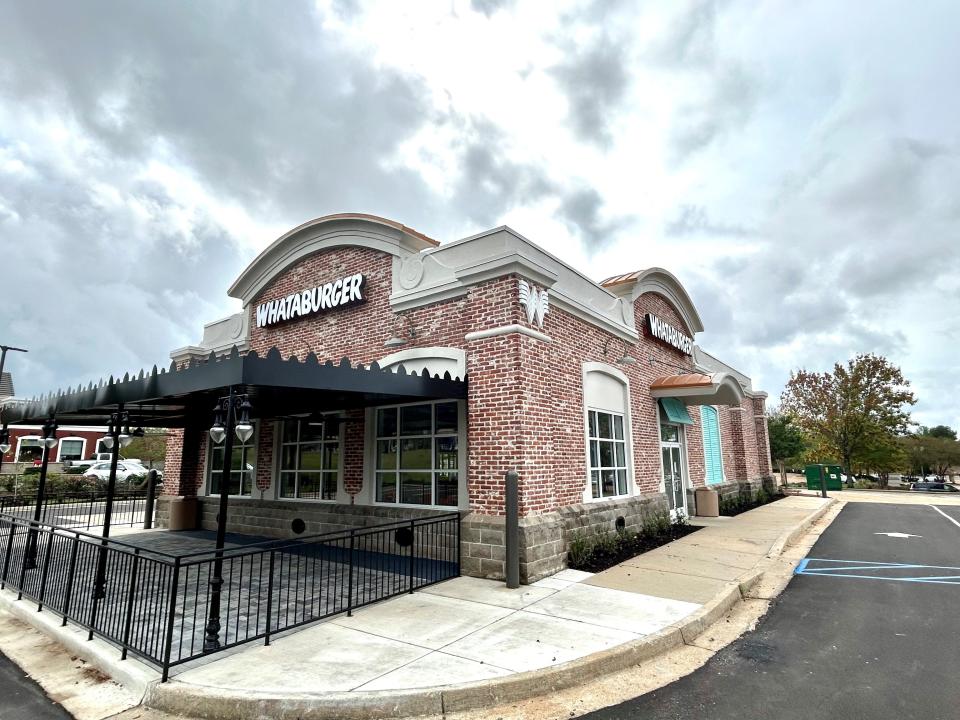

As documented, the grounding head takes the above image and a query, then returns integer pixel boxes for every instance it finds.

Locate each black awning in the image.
[0,347,467,428]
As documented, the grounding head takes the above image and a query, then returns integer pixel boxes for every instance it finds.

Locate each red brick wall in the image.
[163,243,772,516]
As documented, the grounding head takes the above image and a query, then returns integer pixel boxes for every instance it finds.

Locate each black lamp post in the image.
[25,418,58,569]
[92,407,144,598]
[0,424,10,471]
[203,388,253,652]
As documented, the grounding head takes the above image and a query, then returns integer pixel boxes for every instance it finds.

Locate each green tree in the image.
[780,354,916,481]
[904,435,960,479]
[921,425,957,440]
[853,433,908,485]
[767,411,805,486]
[122,428,167,466]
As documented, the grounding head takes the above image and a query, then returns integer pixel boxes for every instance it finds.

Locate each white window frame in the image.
[700,405,726,485]
[15,436,41,462]
[587,409,630,500]
[56,436,87,463]
[204,423,260,498]
[656,404,692,517]
[274,415,345,504]
[582,362,635,503]
[362,399,467,511]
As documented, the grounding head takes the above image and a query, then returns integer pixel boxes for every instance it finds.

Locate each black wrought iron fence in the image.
[0,490,151,530]
[0,511,460,681]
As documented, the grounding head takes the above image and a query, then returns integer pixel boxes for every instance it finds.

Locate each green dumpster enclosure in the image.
[805,464,843,491]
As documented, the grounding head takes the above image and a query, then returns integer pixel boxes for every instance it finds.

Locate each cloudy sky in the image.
[1,0,957,429]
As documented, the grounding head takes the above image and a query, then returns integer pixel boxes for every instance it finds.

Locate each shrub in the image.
[567,511,701,573]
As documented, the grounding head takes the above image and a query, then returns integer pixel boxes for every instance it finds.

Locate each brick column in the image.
[752,396,772,478]
[161,423,206,496]
[727,407,748,482]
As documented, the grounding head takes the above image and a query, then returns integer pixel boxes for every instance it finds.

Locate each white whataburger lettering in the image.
[646,313,693,355]
[518,279,549,329]
[255,273,365,328]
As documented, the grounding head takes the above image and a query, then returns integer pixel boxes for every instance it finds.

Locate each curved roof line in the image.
[228,214,438,304]
[602,267,704,335]
[649,371,745,406]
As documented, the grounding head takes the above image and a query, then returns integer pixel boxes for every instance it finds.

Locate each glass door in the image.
[660,423,687,516]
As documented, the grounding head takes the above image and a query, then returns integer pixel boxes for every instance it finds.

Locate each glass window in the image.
[375,401,460,507]
[278,417,341,501]
[59,439,84,461]
[209,427,257,497]
[587,410,628,499]
[660,423,680,443]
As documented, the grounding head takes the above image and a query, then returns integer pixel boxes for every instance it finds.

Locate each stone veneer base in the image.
[155,479,774,584]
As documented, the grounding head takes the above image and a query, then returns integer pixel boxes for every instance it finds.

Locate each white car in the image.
[83,462,148,483]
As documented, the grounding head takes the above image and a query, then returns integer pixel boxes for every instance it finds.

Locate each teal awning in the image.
[659,397,693,425]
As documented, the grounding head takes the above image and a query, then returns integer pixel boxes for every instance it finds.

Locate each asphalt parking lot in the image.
[0,650,72,720]
[584,501,960,720]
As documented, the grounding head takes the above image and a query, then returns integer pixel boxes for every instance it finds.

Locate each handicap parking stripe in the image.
[795,557,960,585]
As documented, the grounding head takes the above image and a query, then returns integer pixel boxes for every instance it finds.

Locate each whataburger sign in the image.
[646,313,693,355]
[255,273,366,328]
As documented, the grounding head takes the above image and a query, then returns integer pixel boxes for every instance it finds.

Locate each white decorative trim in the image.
[650,371,745,406]
[581,362,636,503]
[377,347,466,379]
[464,324,552,343]
[582,361,629,386]
[518,280,549,329]
[229,216,433,304]
[56,436,87,463]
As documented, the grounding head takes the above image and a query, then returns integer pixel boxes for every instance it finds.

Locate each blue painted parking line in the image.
[796,558,960,585]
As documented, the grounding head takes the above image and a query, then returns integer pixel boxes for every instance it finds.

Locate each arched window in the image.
[583,363,634,501]
[701,405,724,485]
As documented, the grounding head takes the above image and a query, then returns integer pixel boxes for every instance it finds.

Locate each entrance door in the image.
[660,423,687,516]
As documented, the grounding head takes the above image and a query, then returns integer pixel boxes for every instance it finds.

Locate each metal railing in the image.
[0,490,152,531]
[0,511,460,681]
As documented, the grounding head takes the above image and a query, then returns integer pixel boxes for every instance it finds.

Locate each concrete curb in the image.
[0,587,156,702]
[766,497,837,559]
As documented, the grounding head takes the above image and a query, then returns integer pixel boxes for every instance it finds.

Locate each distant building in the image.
[0,372,13,401]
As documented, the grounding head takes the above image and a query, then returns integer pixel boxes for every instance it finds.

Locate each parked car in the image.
[123,460,162,480]
[66,453,142,471]
[82,462,148,484]
[909,481,960,493]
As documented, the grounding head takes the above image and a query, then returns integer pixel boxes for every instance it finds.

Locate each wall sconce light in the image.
[603,337,637,366]
[384,316,416,348]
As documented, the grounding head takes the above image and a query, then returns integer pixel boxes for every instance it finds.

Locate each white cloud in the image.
[1,0,957,432]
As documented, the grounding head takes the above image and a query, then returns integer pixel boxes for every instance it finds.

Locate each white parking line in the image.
[932,505,960,530]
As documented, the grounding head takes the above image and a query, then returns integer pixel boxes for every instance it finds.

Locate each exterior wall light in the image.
[603,337,637,366]
[235,399,254,443]
[41,419,58,449]
[209,406,226,445]
[384,316,415,348]
[0,424,9,455]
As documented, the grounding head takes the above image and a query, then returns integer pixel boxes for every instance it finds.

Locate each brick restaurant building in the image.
[160,214,773,583]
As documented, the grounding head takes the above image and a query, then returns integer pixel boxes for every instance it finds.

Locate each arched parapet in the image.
[229,214,438,306]
[602,267,704,336]
[377,347,467,380]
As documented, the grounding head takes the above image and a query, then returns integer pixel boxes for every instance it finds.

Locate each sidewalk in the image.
[0,495,833,720]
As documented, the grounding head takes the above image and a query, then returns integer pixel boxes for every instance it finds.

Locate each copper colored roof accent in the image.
[650,374,714,391]
[600,270,643,288]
